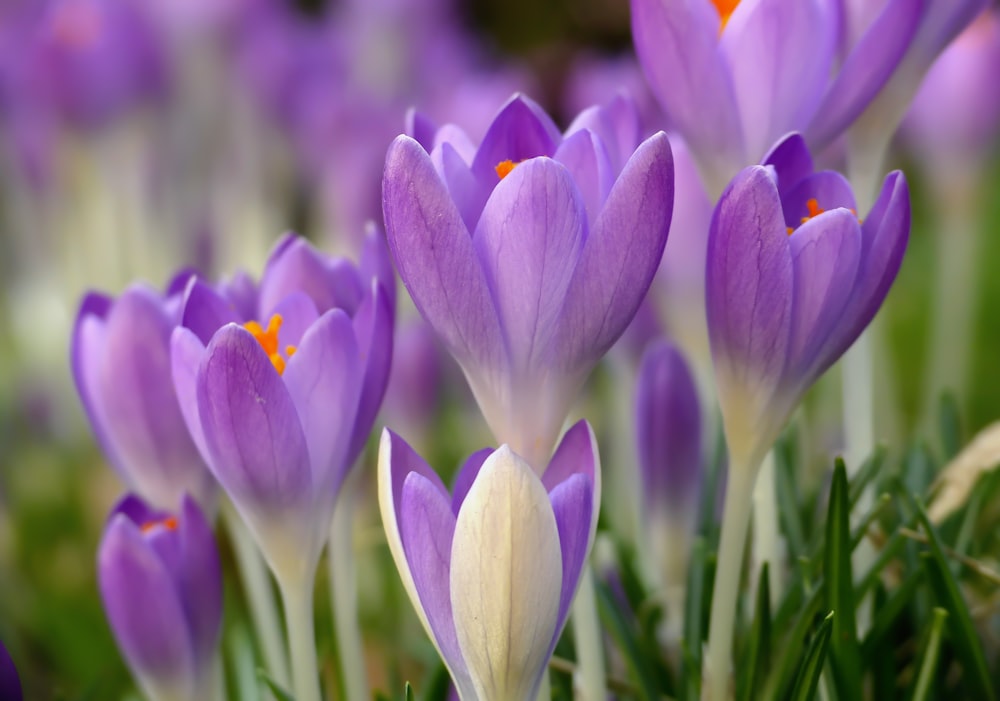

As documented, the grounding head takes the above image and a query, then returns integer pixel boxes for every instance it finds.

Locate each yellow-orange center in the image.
[141,516,178,534]
[244,314,297,375]
[711,0,741,32]
[495,159,518,179]
[787,198,861,235]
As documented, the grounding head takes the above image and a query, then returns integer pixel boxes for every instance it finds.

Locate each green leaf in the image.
[405,681,415,701]
[418,663,452,701]
[257,669,296,701]
[860,568,924,659]
[788,611,834,701]
[760,581,825,701]
[898,487,997,701]
[775,437,807,559]
[595,579,660,701]
[824,461,862,699]
[737,564,771,701]
[908,608,948,701]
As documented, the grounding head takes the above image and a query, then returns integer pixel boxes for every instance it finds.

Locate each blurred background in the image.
[0,0,998,697]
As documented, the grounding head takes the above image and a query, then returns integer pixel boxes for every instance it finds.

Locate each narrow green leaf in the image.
[761,582,825,701]
[908,608,948,701]
[257,670,296,701]
[405,681,415,701]
[788,612,834,701]
[737,564,771,701]
[775,439,807,559]
[825,461,862,699]
[419,663,452,701]
[898,487,997,701]
[860,568,923,659]
[595,579,660,701]
[855,529,907,600]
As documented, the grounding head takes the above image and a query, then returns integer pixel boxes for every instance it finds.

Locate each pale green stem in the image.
[222,504,290,688]
[328,477,369,701]
[278,574,322,701]
[571,566,607,701]
[535,666,552,701]
[704,458,759,701]
[751,450,783,608]
[228,625,262,701]
[912,609,949,701]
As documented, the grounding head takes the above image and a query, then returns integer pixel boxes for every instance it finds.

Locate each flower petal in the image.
[548,473,594,637]
[761,133,815,200]
[473,157,586,373]
[180,278,241,346]
[432,140,489,232]
[71,294,119,468]
[553,129,615,223]
[553,132,673,369]
[259,237,364,318]
[345,281,394,467]
[450,447,494,514]
[564,93,641,175]
[451,446,563,701]
[469,94,561,187]
[781,171,858,230]
[268,291,320,349]
[170,327,212,468]
[177,496,223,662]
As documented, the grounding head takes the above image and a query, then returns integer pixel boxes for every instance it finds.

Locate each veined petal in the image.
[71,293,118,468]
[564,93,641,175]
[450,448,494,515]
[451,447,563,701]
[180,278,241,346]
[259,237,364,318]
[553,129,615,223]
[547,473,594,637]
[196,325,312,510]
[473,157,586,373]
[176,496,223,662]
[761,133,815,200]
[720,0,836,161]
[383,135,504,377]
[346,281,394,467]
[469,94,561,186]
[781,171,857,230]
[170,328,211,467]
[283,309,361,492]
[432,140,489,232]
[553,132,673,370]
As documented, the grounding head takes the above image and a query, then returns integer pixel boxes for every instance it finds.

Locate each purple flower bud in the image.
[0,640,21,701]
[98,494,222,700]
[706,134,910,469]
[378,421,601,700]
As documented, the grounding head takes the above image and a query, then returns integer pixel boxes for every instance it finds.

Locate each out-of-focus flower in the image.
[630,0,924,193]
[171,233,393,582]
[98,494,222,701]
[563,51,666,137]
[707,134,910,470]
[383,94,673,468]
[378,420,600,700]
[0,640,21,701]
[71,279,218,513]
[903,9,1000,172]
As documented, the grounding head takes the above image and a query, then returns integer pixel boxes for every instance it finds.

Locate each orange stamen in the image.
[244,314,297,375]
[495,160,517,180]
[711,0,741,32]
[141,516,178,534]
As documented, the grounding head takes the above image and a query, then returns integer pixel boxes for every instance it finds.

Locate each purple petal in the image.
[283,309,361,492]
[553,129,615,223]
[564,94,641,175]
[71,293,118,467]
[268,291,320,349]
[630,0,743,167]
[383,429,451,531]
[433,140,489,232]
[761,133,815,199]
[346,282,394,466]
[406,107,438,151]
[781,171,858,230]
[706,166,793,386]
[719,0,836,161]
[177,496,223,662]
[542,420,598,492]
[359,224,397,311]
[180,278,241,346]
[383,135,505,374]
[259,237,364,318]
[170,328,212,469]
[98,516,194,684]
[553,132,673,369]
[196,325,312,509]
[451,448,494,514]
[470,94,561,186]
[0,640,21,701]
[473,158,587,373]
[109,493,167,528]
[786,210,863,377]
[806,0,923,149]
[548,473,594,637]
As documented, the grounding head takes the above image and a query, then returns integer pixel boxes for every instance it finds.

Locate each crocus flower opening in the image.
[0,640,22,701]
[71,281,218,514]
[706,134,910,471]
[98,494,222,701]
[384,93,673,469]
[171,232,394,582]
[379,421,601,701]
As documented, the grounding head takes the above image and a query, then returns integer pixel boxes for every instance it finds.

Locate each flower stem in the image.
[572,566,607,701]
[704,458,758,701]
[222,504,290,689]
[278,574,322,701]
[751,450,782,607]
[328,478,369,701]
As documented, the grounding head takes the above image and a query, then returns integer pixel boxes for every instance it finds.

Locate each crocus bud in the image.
[0,639,22,701]
[98,494,222,701]
[379,421,601,700]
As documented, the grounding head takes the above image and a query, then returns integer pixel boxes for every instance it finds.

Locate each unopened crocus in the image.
[98,494,221,701]
[71,278,217,513]
[0,639,21,701]
[379,420,600,701]
[383,93,673,468]
[702,133,909,701]
[630,0,924,195]
[636,339,702,590]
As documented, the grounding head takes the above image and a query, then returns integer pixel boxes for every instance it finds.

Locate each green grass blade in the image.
[257,670,296,701]
[737,564,772,701]
[681,538,710,701]
[788,612,834,701]
[595,579,661,701]
[908,608,948,701]
[825,461,862,699]
[405,682,415,701]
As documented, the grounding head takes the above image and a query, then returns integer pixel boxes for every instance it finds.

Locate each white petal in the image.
[450,446,563,700]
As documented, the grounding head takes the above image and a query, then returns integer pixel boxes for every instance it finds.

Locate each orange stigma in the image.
[141,516,178,534]
[495,160,518,180]
[244,314,297,375]
[711,0,741,32]
[788,198,862,235]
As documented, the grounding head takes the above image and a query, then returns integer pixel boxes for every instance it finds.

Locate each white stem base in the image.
[751,451,783,608]
[278,576,322,701]
[571,566,607,701]
[329,480,369,701]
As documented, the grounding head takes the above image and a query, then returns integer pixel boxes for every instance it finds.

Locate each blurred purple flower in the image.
[0,640,21,701]
[378,420,601,700]
[707,134,910,468]
[71,280,217,513]
[171,233,393,581]
[383,94,673,467]
[98,494,222,701]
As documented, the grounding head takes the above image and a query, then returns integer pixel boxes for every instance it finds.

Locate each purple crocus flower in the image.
[171,232,393,582]
[0,640,21,701]
[383,94,673,468]
[379,420,600,700]
[707,134,910,471]
[98,494,222,701]
[630,0,923,194]
[71,278,217,513]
